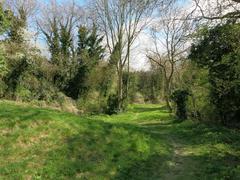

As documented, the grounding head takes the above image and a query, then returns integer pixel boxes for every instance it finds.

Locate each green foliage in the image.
[96,63,115,98]
[76,91,106,114]
[106,94,119,115]
[4,56,29,98]
[8,8,27,44]
[0,4,11,35]
[123,71,136,102]
[189,23,240,124]
[59,23,72,61]
[41,17,70,91]
[0,5,10,78]
[0,19,107,113]
[42,17,61,66]
[1,5,66,105]
[77,24,104,59]
[180,62,212,121]
[65,25,104,100]
[0,48,8,77]
[126,69,163,104]
[0,40,67,106]
[171,89,189,120]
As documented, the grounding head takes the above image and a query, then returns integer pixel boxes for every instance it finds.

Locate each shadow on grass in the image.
[40,119,172,179]
[131,105,169,113]
[114,154,169,180]
[1,102,240,179]
[0,106,50,120]
[37,117,240,179]
[114,152,240,180]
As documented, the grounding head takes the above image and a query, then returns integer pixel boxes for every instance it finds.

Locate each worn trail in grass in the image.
[0,101,240,179]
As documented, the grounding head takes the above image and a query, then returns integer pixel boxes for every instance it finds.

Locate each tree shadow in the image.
[37,118,174,179]
[1,103,240,179]
[131,105,169,113]
[114,152,240,180]
[41,117,240,180]
[113,154,170,180]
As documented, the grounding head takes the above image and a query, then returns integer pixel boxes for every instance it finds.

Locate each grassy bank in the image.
[0,101,239,179]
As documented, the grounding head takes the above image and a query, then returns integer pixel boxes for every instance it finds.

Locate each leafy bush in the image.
[171,89,189,120]
[77,91,107,114]
[189,23,240,125]
[106,94,119,115]
[0,80,7,98]
[0,48,8,77]
[181,62,213,121]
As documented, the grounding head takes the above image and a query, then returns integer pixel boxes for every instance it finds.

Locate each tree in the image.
[65,25,104,100]
[4,0,37,17]
[8,6,27,43]
[192,0,240,21]
[38,0,82,90]
[132,66,163,103]
[0,3,11,77]
[0,3,11,34]
[0,47,8,78]
[147,4,193,112]
[189,22,240,125]
[4,0,38,43]
[93,0,161,112]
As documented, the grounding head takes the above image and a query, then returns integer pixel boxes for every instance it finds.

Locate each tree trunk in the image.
[165,80,172,112]
[117,31,124,112]
[117,65,123,112]
[162,68,172,112]
[125,47,130,101]
[190,92,203,120]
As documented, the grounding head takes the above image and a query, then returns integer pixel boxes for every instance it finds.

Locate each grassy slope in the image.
[0,101,240,180]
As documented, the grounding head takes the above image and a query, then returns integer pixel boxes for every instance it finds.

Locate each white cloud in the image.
[130,31,154,71]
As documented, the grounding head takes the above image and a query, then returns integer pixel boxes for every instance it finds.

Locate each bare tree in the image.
[147,4,193,112]
[92,0,165,111]
[4,0,38,19]
[192,0,240,21]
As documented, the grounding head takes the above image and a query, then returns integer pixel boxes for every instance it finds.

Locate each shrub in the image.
[76,91,108,114]
[171,89,189,120]
[106,94,119,115]
[0,80,7,98]
[189,23,240,124]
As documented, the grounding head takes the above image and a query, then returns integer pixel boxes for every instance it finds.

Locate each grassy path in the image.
[0,101,240,179]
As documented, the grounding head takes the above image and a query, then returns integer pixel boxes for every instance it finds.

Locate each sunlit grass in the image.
[0,101,239,179]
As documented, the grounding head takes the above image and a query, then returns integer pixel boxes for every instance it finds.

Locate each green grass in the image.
[0,101,240,180]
